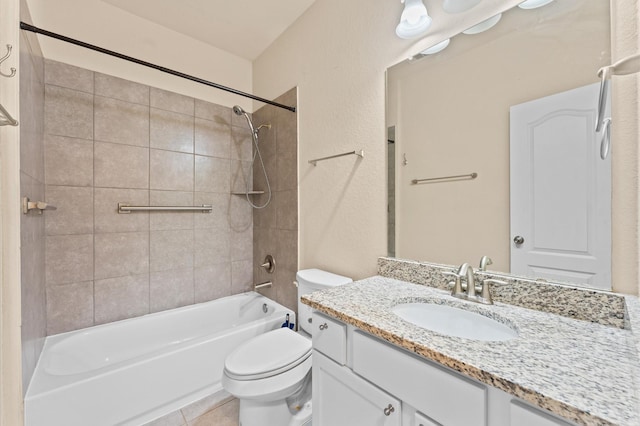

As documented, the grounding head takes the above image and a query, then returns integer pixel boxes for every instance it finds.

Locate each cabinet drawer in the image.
[312,312,347,365]
[352,331,486,426]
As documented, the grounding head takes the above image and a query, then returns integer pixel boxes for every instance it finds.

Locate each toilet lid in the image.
[224,328,312,380]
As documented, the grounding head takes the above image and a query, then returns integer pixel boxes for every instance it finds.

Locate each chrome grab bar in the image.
[118,203,212,214]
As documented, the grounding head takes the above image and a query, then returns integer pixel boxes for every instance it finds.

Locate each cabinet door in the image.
[313,350,401,426]
[510,401,574,426]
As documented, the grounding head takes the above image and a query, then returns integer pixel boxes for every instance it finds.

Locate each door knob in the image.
[513,236,525,245]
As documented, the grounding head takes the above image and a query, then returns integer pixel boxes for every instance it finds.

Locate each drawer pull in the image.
[383,404,395,416]
[319,323,329,330]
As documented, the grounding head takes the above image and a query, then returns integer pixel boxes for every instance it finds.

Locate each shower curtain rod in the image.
[19,22,296,113]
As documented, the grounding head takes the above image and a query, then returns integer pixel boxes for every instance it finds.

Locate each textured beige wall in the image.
[254,0,640,293]
[24,0,253,112]
[611,0,640,295]
[390,1,609,274]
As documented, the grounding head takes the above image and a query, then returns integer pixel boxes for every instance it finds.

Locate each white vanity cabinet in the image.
[313,350,401,425]
[311,311,576,426]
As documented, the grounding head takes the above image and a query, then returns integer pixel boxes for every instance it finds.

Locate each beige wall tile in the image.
[45,59,94,93]
[46,281,94,334]
[46,234,93,285]
[231,260,253,294]
[195,156,229,193]
[150,191,194,231]
[150,108,194,153]
[95,142,149,189]
[275,267,298,312]
[94,232,149,280]
[194,192,230,230]
[230,160,252,194]
[94,274,150,324]
[194,264,232,303]
[230,126,252,161]
[231,227,252,262]
[252,147,275,193]
[252,191,276,230]
[194,228,230,267]
[150,87,194,116]
[45,85,93,139]
[44,135,93,187]
[228,195,252,232]
[150,149,194,191]
[95,96,150,147]
[45,186,93,236]
[194,100,231,125]
[276,156,297,192]
[94,188,149,233]
[150,229,194,272]
[95,73,149,105]
[275,189,297,231]
[195,118,230,158]
[150,268,194,312]
[276,229,298,273]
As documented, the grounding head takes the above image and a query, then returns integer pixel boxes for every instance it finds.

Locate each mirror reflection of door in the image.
[510,83,611,290]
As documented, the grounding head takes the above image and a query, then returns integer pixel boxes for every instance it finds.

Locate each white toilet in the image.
[222,269,352,426]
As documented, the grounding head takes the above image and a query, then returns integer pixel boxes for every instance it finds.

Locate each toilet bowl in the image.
[222,269,352,426]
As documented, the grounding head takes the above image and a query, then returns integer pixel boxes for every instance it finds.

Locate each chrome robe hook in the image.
[0,44,16,78]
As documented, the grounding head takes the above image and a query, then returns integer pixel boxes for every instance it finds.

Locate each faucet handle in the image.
[443,271,464,297]
[478,278,506,304]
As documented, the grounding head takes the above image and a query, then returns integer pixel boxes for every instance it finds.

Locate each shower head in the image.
[233,105,255,135]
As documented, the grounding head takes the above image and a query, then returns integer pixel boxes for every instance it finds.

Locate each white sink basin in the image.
[391,303,518,342]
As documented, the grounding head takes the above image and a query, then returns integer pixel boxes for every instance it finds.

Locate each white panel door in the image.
[510,83,611,289]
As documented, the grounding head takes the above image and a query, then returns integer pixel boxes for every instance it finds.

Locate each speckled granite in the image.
[378,257,626,329]
[302,276,640,426]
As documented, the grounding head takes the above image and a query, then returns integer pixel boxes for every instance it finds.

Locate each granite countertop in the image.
[302,276,640,426]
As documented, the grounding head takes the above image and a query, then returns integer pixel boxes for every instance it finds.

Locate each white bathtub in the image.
[25,292,294,426]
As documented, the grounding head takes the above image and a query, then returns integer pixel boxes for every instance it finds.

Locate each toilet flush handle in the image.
[319,323,328,330]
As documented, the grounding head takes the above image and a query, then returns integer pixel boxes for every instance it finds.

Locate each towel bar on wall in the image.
[309,149,364,166]
[412,173,478,184]
[117,203,212,214]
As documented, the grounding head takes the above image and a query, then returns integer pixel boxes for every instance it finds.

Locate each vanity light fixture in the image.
[421,38,450,55]
[462,13,502,35]
[518,0,554,9]
[442,0,481,14]
[396,0,433,39]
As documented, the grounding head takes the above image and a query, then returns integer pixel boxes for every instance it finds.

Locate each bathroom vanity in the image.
[302,261,640,426]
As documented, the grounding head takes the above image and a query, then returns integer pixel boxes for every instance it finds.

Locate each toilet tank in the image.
[297,269,352,336]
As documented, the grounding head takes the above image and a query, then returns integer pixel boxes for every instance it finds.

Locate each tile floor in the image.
[144,391,239,426]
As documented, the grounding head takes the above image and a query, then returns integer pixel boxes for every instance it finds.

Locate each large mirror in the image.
[386,0,612,290]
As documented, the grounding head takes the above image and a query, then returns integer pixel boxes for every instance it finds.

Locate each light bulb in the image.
[396,0,432,39]
[518,0,554,10]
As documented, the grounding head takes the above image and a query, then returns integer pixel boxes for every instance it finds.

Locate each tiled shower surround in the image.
[41,59,298,335]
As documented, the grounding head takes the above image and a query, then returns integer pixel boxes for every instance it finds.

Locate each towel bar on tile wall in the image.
[117,203,212,214]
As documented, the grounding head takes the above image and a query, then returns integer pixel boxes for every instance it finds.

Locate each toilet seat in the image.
[224,328,312,380]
